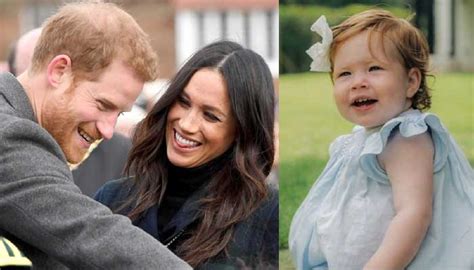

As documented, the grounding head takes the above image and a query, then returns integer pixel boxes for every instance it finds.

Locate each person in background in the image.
[8,28,42,76]
[0,2,191,269]
[95,40,279,269]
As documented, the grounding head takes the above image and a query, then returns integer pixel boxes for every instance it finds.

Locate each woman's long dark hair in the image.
[122,41,275,267]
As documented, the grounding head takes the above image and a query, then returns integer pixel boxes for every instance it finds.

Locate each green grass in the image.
[278,72,474,267]
[279,249,296,270]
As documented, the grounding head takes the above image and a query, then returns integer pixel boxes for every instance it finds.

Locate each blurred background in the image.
[0,0,278,76]
[279,0,473,269]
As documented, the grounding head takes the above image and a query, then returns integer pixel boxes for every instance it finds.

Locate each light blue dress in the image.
[289,109,474,270]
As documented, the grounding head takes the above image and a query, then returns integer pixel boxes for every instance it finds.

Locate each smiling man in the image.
[0,2,190,269]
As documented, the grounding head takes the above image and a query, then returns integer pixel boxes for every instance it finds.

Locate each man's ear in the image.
[406,67,421,98]
[46,55,72,88]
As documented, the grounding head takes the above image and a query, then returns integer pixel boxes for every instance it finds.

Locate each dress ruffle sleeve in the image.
[359,111,450,184]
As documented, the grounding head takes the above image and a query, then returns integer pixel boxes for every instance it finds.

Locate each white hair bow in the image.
[306,15,333,72]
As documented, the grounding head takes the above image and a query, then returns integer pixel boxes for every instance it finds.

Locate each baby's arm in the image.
[364,131,434,270]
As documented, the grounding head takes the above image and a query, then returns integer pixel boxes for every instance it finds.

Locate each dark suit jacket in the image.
[95,177,279,269]
[73,133,131,197]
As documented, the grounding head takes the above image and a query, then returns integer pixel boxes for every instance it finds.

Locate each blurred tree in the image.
[413,0,434,53]
[279,10,313,74]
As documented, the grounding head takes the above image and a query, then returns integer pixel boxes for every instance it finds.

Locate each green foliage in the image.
[279,72,474,254]
[280,4,412,74]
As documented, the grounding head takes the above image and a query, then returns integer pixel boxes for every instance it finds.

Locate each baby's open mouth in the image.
[352,98,377,107]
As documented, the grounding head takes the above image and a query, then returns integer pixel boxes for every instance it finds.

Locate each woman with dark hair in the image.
[95,41,278,268]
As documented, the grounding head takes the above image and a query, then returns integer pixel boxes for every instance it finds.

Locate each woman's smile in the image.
[173,129,201,149]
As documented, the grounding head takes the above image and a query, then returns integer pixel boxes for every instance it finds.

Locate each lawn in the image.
[279,72,474,268]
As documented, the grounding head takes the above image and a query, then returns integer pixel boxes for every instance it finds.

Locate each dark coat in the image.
[95,177,279,269]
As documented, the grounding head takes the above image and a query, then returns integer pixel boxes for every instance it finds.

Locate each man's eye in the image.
[97,102,106,111]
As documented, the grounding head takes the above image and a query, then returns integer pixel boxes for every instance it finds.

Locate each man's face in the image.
[42,59,144,163]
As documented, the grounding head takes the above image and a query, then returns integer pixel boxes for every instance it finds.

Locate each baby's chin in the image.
[361,123,385,130]
[348,117,387,129]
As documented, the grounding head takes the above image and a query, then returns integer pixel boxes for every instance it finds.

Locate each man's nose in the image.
[96,113,118,140]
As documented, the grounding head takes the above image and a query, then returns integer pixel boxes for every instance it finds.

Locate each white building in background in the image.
[433,0,474,72]
[174,0,278,76]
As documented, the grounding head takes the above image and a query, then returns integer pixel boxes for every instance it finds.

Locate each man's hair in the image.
[330,9,432,110]
[30,1,158,82]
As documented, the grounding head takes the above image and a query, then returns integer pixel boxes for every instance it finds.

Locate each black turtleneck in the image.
[157,151,231,243]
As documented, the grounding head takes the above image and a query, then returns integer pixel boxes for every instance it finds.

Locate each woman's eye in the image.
[369,66,383,72]
[204,112,220,122]
[177,96,190,107]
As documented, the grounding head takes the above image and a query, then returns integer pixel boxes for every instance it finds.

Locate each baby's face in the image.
[332,30,418,128]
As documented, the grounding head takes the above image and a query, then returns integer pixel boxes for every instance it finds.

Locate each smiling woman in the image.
[94,40,278,269]
[165,69,236,168]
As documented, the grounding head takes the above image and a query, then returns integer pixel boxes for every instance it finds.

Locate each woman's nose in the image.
[178,110,199,133]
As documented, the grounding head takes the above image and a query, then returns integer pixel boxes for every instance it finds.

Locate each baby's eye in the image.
[369,66,383,72]
[338,71,351,78]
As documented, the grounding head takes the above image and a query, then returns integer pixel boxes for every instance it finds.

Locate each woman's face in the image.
[166,68,236,168]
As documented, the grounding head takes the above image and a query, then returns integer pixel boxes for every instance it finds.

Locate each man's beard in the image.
[41,87,86,164]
